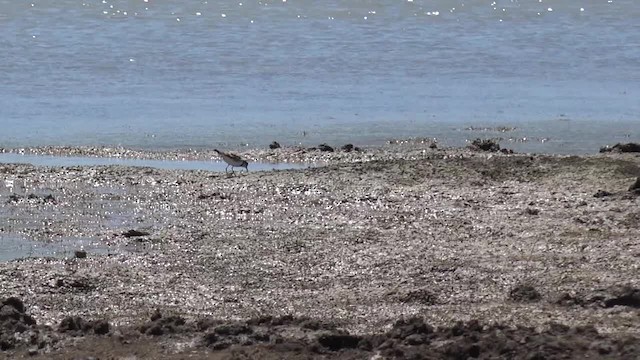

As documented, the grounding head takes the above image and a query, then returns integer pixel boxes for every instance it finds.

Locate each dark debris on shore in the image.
[2,297,640,359]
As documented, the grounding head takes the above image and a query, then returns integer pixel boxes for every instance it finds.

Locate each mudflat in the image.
[1,144,639,359]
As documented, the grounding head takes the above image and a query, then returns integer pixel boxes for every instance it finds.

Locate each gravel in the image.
[0,144,639,358]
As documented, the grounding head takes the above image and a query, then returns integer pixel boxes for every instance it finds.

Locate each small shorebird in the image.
[214,149,249,173]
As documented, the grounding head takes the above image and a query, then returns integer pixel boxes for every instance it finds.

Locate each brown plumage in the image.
[214,149,249,173]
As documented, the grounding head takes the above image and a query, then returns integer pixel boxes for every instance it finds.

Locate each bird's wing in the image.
[226,153,243,161]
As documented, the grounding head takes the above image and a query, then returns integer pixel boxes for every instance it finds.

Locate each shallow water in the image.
[0,0,639,153]
[0,153,310,172]
[0,235,115,262]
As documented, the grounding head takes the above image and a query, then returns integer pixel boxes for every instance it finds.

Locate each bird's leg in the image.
[225,165,229,173]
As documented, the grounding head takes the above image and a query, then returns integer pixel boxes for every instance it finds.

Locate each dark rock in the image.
[214,323,253,336]
[404,333,427,345]
[65,278,95,292]
[547,322,571,335]
[300,319,321,330]
[525,208,540,215]
[0,304,22,321]
[251,331,271,342]
[122,229,150,237]
[509,284,541,302]
[388,317,434,339]
[150,308,162,321]
[57,317,110,335]
[500,148,514,154]
[317,144,334,152]
[300,319,335,331]
[554,292,585,307]
[470,138,501,152]
[0,338,14,351]
[146,324,164,336]
[138,313,188,336]
[603,286,640,308]
[202,332,219,346]
[3,297,26,313]
[600,143,640,153]
[395,287,438,305]
[429,142,438,149]
[196,317,220,331]
[266,314,294,326]
[74,250,87,259]
[93,320,110,335]
[593,190,613,198]
[317,333,361,351]
[211,341,231,350]
[630,177,640,192]
[59,316,88,333]
[197,191,229,200]
[341,144,354,152]
[269,141,281,149]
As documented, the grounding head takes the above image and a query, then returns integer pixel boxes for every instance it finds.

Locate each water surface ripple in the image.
[1,0,638,152]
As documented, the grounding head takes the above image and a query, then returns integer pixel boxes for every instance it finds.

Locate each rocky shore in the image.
[1,144,639,359]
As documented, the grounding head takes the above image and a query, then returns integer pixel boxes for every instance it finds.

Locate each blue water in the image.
[1,0,639,153]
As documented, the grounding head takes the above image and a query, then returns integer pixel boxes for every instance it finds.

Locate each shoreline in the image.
[0,138,605,164]
[0,146,639,358]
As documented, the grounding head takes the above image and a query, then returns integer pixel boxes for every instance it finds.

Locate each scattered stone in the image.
[388,317,434,340]
[74,250,87,259]
[0,297,37,351]
[603,286,640,308]
[525,208,540,215]
[57,317,110,336]
[317,144,334,152]
[213,323,253,336]
[341,144,354,152]
[150,308,162,322]
[600,143,640,153]
[509,284,541,302]
[500,148,514,154]
[269,141,281,149]
[122,229,151,237]
[392,287,438,305]
[316,333,361,351]
[197,191,229,200]
[470,138,501,152]
[58,316,84,332]
[555,285,640,309]
[7,194,22,203]
[429,142,438,149]
[138,313,188,336]
[93,320,111,335]
[3,297,26,313]
[593,190,613,198]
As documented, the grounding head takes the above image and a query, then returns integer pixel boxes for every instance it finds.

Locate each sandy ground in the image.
[0,144,639,359]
